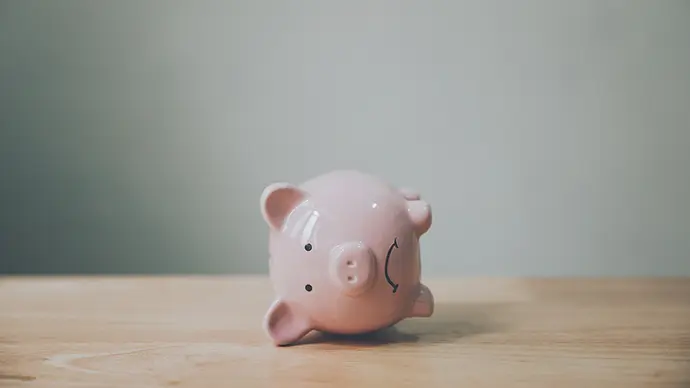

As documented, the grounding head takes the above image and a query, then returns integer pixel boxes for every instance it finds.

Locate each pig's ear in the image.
[263,299,313,346]
[260,182,307,231]
[407,199,432,236]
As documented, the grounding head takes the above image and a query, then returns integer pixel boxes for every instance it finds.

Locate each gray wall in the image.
[1,1,689,276]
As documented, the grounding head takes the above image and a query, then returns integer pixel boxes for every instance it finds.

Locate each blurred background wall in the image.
[1,0,689,276]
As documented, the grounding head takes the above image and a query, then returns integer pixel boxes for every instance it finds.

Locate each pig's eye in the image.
[304,243,313,252]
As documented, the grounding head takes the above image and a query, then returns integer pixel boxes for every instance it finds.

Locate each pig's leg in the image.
[407,283,434,318]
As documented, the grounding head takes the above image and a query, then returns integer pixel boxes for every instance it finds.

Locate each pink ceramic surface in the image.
[260,170,434,346]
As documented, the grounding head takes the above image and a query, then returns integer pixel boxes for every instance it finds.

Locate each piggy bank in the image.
[260,170,433,345]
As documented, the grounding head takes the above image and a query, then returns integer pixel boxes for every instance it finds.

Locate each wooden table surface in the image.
[1,276,689,387]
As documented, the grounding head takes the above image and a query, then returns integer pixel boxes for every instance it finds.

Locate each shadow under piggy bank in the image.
[296,302,514,347]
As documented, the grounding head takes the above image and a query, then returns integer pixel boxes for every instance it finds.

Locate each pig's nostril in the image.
[346,260,355,267]
[347,275,357,283]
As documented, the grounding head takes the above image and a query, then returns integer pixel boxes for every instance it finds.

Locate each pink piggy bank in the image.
[260,170,434,346]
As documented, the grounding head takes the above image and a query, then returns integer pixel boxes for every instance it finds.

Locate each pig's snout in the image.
[329,242,376,296]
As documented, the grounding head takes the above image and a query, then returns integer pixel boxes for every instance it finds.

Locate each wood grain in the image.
[1,276,689,387]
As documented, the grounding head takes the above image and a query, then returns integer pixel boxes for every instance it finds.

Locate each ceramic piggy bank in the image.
[260,170,434,345]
